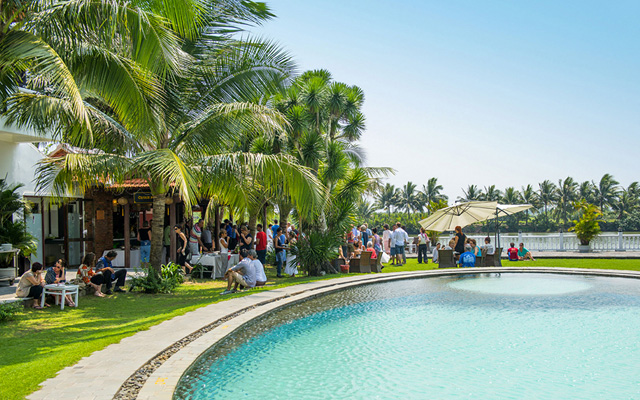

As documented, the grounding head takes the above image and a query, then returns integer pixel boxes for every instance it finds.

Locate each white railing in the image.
[421,232,640,252]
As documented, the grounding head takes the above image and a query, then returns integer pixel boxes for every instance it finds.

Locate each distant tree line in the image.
[358,174,640,234]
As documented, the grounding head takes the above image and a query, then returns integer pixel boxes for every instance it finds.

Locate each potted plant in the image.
[569,200,602,253]
[0,180,38,282]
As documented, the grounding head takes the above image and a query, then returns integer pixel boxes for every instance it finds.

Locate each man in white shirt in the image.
[247,249,267,286]
[482,237,495,255]
[393,223,408,266]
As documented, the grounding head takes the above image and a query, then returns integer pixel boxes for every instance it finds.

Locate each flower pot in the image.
[340,264,350,273]
[578,244,591,253]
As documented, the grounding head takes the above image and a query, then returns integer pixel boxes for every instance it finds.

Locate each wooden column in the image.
[124,202,130,268]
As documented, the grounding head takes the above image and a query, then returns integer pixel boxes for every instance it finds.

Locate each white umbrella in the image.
[418,201,499,232]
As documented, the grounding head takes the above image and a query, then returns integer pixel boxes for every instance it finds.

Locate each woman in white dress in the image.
[284,231,298,277]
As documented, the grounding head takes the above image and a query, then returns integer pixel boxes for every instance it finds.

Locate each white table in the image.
[102,249,141,268]
[42,284,79,310]
[190,253,240,278]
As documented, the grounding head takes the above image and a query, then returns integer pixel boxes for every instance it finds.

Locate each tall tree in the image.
[483,185,502,202]
[538,180,558,223]
[398,181,419,217]
[592,173,620,212]
[459,184,483,202]
[579,181,595,204]
[421,178,448,210]
[520,184,538,227]
[555,177,578,228]
[375,183,398,215]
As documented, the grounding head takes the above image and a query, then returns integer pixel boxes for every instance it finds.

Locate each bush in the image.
[130,263,184,294]
[265,249,276,266]
[290,229,340,276]
[0,302,22,322]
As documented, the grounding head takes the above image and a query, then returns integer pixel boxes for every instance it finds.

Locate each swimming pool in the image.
[175,273,640,399]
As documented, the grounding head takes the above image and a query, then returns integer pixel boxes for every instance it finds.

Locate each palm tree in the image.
[421,178,448,210]
[579,181,595,204]
[538,180,557,223]
[612,182,640,222]
[555,177,578,228]
[501,187,522,204]
[32,4,325,270]
[520,184,538,227]
[483,185,502,202]
[375,183,398,215]
[458,184,483,202]
[398,182,419,217]
[592,173,620,212]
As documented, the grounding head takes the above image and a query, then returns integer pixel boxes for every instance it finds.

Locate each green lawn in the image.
[1,258,639,399]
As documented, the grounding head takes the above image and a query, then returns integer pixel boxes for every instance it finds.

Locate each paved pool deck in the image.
[24,267,640,400]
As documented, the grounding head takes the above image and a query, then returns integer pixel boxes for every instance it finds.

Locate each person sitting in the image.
[366,241,377,259]
[518,243,535,261]
[482,237,495,255]
[338,244,351,264]
[353,241,363,257]
[76,253,105,297]
[247,250,267,286]
[507,242,519,261]
[445,239,455,250]
[432,243,441,263]
[16,262,49,309]
[45,258,75,307]
[93,251,127,294]
[470,239,481,258]
[458,244,476,268]
[221,249,256,295]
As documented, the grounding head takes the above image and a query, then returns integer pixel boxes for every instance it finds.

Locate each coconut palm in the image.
[483,185,502,202]
[375,183,399,215]
[592,173,620,212]
[32,4,325,270]
[555,177,578,228]
[538,180,558,223]
[520,184,538,227]
[579,181,595,204]
[501,187,522,204]
[612,182,640,222]
[458,184,483,202]
[421,178,448,211]
[397,182,420,217]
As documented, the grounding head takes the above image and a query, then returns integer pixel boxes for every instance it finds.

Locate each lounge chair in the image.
[437,249,456,268]
[349,251,372,273]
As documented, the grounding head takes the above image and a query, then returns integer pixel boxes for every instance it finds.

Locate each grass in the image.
[1,257,639,399]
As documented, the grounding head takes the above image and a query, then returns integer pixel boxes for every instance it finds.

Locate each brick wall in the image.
[85,189,114,257]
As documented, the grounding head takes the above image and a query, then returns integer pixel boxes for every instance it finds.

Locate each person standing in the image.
[137,220,152,267]
[201,223,213,253]
[360,225,369,247]
[255,224,267,265]
[285,230,298,277]
[175,225,193,274]
[452,225,467,255]
[239,225,253,252]
[393,223,408,266]
[382,224,392,254]
[417,227,430,264]
[190,219,208,256]
[219,230,229,272]
[271,219,279,240]
[274,227,287,278]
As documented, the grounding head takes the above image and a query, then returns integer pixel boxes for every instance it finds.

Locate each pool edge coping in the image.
[134,267,640,400]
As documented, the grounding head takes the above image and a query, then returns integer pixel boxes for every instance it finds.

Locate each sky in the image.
[252,0,640,201]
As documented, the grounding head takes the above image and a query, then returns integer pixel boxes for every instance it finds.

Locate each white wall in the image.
[0,142,44,195]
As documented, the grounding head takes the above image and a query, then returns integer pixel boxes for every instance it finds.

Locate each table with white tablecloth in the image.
[189,253,240,278]
[102,249,140,268]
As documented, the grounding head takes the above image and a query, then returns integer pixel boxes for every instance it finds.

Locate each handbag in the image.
[380,252,390,264]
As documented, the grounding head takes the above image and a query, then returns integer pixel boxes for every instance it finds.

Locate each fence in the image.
[431,232,640,252]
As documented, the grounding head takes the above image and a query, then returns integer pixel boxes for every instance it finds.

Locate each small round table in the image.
[42,284,79,310]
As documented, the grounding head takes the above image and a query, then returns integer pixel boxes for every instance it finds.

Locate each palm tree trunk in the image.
[279,202,293,230]
[248,213,257,238]
[150,194,167,271]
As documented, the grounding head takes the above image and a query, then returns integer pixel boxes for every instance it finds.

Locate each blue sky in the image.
[252,0,640,201]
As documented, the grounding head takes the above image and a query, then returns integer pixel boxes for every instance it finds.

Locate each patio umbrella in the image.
[491,204,534,248]
[418,201,499,232]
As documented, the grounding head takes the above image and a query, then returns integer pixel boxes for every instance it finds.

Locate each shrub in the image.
[130,263,184,294]
[0,302,22,322]
[290,229,340,276]
[570,201,602,245]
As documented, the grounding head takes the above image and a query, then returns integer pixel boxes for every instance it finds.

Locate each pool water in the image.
[175,273,640,399]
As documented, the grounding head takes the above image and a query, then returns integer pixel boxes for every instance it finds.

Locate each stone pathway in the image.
[26,267,640,400]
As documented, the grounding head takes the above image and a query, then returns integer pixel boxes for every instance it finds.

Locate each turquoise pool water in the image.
[175,273,640,399]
